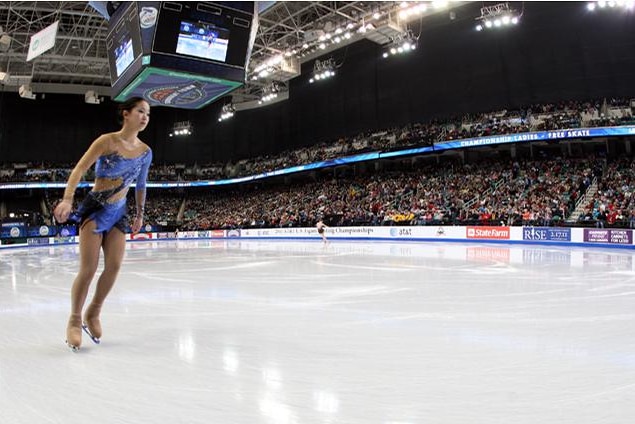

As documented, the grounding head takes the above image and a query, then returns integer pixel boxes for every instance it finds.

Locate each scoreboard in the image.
[106,1,257,109]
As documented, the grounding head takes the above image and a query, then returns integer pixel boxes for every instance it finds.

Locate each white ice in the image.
[1,239,635,424]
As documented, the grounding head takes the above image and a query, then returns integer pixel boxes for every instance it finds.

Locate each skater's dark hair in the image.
[117,97,147,124]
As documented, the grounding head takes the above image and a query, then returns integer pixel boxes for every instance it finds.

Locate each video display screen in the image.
[114,36,135,78]
[106,1,143,90]
[175,20,230,63]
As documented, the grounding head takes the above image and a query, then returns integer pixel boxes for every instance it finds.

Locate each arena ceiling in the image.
[0,1,466,105]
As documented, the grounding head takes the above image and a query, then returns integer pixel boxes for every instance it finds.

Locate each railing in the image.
[463,174,508,211]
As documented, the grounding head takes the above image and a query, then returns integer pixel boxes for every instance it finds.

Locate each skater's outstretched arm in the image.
[54,137,108,223]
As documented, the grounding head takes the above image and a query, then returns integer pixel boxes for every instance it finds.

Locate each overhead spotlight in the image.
[309,57,337,83]
[18,84,36,100]
[587,0,635,11]
[169,120,194,136]
[258,82,280,104]
[432,0,449,9]
[398,1,432,22]
[382,30,418,58]
[475,3,521,31]
[249,53,300,83]
[218,104,235,122]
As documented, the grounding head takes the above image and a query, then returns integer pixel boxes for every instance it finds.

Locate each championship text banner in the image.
[2,126,633,190]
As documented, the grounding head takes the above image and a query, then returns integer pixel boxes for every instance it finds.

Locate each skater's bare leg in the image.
[66,314,82,351]
[84,227,125,341]
[83,302,102,342]
[67,220,101,349]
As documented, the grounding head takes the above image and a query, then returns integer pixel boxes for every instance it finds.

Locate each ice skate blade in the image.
[65,340,80,352]
[82,324,101,345]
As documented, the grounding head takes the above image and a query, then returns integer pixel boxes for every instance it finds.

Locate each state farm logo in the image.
[466,226,510,240]
[467,247,511,263]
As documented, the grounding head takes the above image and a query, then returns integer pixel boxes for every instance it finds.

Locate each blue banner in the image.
[1,126,633,190]
[522,227,571,242]
[433,125,635,152]
[1,223,26,238]
[56,226,78,237]
[252,152,379,181]
[380,146,434,159]
[0,182,92,190]
[26,226,56,237]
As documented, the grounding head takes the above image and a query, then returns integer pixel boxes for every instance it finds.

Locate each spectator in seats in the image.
[521,208,532,226]
[595,209,607,228]
[615,209,625,227]
[53,97,152,351]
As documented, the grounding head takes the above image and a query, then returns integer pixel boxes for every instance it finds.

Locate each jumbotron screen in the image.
[107,1,256,110]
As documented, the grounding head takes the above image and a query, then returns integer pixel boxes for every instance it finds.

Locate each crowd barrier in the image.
[1,225,634,250]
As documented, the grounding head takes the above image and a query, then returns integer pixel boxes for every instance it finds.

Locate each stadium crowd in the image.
[144,157,609,230]
[1,97,632,183]
[1,97,634,231]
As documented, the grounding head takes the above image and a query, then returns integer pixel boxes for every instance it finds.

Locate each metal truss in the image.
[0,1,441,103]
[0,1,109,92]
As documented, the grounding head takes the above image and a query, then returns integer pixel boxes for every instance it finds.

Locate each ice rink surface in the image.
[1,239,635,424]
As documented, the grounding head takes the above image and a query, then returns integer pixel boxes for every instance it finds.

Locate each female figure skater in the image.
[54,97,152,351]
[316,218,329,243]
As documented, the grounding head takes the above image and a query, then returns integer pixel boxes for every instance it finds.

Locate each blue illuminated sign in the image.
[522,227,571,242]
[1,125,633,190]
[432,125,635,152]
